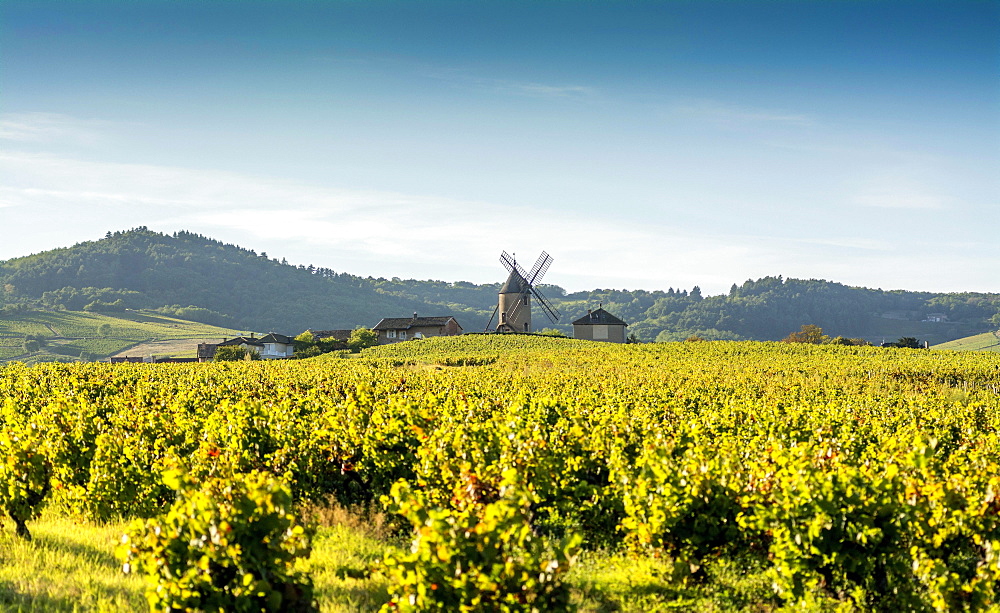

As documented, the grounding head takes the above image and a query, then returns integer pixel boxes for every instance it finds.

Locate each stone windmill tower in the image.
[486,251,561,333]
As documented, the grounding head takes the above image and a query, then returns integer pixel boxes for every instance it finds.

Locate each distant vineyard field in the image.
[933,331,1000,352]
[0,309,246,363]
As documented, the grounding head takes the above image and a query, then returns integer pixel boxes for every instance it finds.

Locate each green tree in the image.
[22,339,40,353]
[293,330,315,352]
[97,323,113,337]
[896,337,922,349]
[214,346,259,361]
[347,328,378,352]
[782,324,828,344]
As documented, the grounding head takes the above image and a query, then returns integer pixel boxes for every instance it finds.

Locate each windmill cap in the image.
[499,270,531,294]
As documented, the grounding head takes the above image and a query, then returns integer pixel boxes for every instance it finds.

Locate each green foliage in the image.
[0,423,52,540]
[616,432,753,579]
[295,345,323,359]
[536,328,568,338]
[294,330,315,349]
[118,469,316,612]
[294,329,354,358]
[782,324,829,344]
[215,345,260,361]
[22,339,39,353]
[347,328,378,352]
[380,473,580,612]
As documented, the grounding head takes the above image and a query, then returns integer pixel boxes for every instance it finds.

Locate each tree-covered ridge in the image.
[1,229,998,344]
[0,228,432,333]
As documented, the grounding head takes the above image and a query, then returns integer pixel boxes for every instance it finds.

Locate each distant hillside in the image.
[2,229,998,346]
[0,309,244,364]
[932,331,1000,353]
[0,228,450,334]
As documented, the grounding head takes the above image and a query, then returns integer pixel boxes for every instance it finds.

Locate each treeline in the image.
[2,229,998,343]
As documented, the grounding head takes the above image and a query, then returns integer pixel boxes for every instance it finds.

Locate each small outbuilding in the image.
[572,307,628,343]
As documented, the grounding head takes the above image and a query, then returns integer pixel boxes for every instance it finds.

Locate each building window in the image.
[399,331,407,340]
[387,330,396,338]
[523,322,529,332]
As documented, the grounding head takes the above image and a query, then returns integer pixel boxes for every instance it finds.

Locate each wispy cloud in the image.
[0,112,111,145]
[416,62,598,100]
[1,150,994,294]
[670,99,813,128]
[488,80,597,99]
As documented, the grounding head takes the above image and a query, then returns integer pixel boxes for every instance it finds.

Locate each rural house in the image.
[372,314,462,344]
[258,333,295,359]
[197,332,294,361]
[572,307,628,343]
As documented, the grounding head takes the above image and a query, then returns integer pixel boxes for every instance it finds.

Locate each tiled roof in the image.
[218,336,264,347]
[373,316,459,331]
[310,329,353,342]
[571,308,628,327]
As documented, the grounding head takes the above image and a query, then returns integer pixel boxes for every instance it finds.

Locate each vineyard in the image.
[1,336,998,611]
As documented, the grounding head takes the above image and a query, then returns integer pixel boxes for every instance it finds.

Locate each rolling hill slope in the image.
[932,331,1000,352]
[0,309,246,364]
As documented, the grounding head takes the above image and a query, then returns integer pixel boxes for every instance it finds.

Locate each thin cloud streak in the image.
[0,113,111,146]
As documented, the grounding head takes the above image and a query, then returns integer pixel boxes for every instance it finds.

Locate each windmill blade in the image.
[499,251,528,280]
[531,286,561,323]
[527,251,553,284]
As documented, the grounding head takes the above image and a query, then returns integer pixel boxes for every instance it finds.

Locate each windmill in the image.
[485,251,561,333]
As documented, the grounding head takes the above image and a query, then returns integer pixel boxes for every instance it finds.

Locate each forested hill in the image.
[1,229,998,343]
[0,229,438,333]
[372,276,1000,345]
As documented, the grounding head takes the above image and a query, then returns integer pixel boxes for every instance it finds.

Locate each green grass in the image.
[0,509,810,613]
[0,310,246,363]
[932,331,1000,352]
[0,515,145,612]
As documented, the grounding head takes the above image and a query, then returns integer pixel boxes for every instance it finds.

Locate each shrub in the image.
[379,471,580,612]
[0,423,52,540]
[118,469,316,612]
[347,328,378,352]
[215,346,261,361]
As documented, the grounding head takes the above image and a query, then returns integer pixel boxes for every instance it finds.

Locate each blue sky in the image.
[1,0,997,294]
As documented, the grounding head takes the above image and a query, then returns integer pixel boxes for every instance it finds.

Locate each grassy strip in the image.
[0,515,144,612]
[1,509,795,613]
